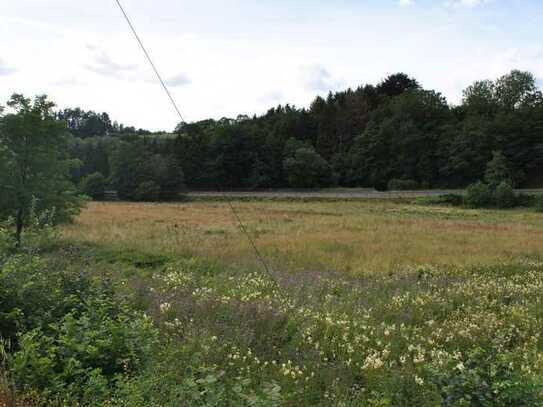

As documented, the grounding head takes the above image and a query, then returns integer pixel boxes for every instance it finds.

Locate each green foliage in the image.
[81,172,106,200]
[387,178,420,191]
[59,69,543,192]
[428,348,541,406]
[485,151,514,188]
[534,194,543,213]
[283,147,334,188]
[3,233,543,404]
[133,181,161,202]
[0,239,158,404]
[0,94,82,243]
[11,297,157,403]
[465,181,493,208]
[110,140,185,201]
[495,182,516,208]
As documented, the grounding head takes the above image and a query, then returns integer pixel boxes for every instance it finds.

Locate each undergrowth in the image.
[1,224,543,405]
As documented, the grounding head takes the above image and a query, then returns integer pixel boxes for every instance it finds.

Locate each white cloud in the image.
[0,59,16,76]
[258,90,285,105]
[54,76,79,87]
[84,49,138,80]
[164,73,190,87]
[399,0,413,7]
[300,65,343,93]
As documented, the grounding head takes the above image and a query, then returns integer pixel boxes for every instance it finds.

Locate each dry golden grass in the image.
[62,200,543,273]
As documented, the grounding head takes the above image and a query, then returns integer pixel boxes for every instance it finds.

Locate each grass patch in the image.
[63,201,543,274]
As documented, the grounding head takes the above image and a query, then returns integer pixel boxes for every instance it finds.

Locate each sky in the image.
[1,0,542,131]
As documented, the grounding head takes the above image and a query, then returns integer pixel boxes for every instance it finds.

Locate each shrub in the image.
[516,193,536,207]
[387,179,420,191]
[0,223,15,257]
[283,148,334,188]
[81,172,106,200]
[495,182,516,208]
[465,181,493,208]
[485,151,514,188]
[134,181,161,202]
[10,297,157,404]
[534,194,543,212]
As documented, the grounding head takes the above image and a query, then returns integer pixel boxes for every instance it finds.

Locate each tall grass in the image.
[63,201,543,273]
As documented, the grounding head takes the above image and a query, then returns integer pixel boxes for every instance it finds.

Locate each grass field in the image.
[64,200,543,273]
[5,198,543,405]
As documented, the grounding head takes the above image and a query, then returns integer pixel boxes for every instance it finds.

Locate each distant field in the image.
[63,199,543,273]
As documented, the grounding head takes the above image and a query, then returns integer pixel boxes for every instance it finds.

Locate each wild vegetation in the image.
[64,201,543,273]
[2,70,543,404]
[63,70,543,195]
[2,200,543,405]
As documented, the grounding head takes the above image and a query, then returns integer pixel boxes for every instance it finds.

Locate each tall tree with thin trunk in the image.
[0,94,81,244]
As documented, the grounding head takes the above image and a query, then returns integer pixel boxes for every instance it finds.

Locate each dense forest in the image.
[65,70,543,198]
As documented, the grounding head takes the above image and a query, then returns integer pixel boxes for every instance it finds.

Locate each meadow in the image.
[3,198,543,405]
[64,199,543,273]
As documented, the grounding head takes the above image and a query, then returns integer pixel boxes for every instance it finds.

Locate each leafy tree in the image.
[110,140,185,201]
[57,108,113,138]
[485,151,514,188]
[494,70,541,111]
[283,147,334,188]
[133,181,161,202]
[376,73,420,97]
[81,172,106,200]
[0,94,81,244]
[462,80,497,117]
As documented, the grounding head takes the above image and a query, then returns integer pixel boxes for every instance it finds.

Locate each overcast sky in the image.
[1,0,542,130]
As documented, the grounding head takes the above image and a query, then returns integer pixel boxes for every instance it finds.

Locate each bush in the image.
[495,182,516,208]
[0,247,158,404]
[387,179,420,191]
[81,172,106,200]
[283,148,334,188]
[516,193,536,207]
[10,297,157,404]
[534,194,543,212]
[134,181,161,202]
[485,151,514,188]
[465,181,493,208]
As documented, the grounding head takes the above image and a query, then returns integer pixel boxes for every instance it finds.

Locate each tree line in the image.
[67,70,543,196]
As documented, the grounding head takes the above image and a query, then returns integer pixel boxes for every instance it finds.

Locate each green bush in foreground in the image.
[11,297,157,404]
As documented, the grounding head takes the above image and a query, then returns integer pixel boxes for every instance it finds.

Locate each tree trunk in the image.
[15,208,24,247]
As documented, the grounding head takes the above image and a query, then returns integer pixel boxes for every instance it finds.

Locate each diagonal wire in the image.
[112,0,285,297]
[114,0,185,124]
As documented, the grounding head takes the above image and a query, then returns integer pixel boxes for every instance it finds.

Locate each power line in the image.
[112,0,284,296]
[114,0,185,124]
[225,199,284,295]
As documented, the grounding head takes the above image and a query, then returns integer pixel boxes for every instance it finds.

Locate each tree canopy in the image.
[9,70,543,198]
[0,94,82,243]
